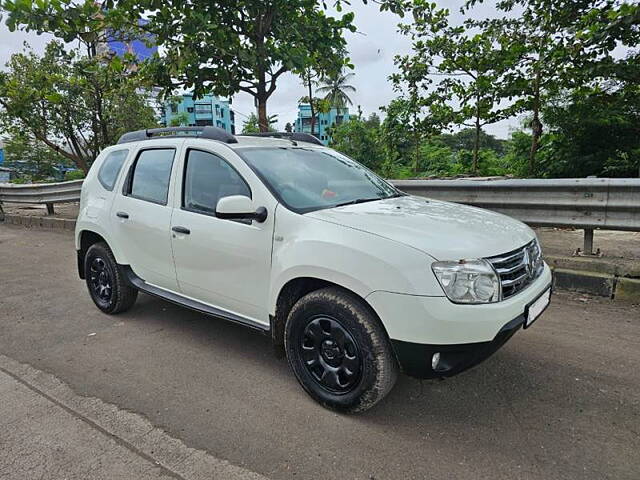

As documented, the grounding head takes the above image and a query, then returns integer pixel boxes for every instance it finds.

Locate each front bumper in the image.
[391,314,525,379]
[366,264,553,379]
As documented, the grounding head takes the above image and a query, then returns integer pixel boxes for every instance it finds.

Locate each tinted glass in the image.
[98,150,128,191]
[240,147,398,212]
[183,150,251,215]
[129,149,175,204]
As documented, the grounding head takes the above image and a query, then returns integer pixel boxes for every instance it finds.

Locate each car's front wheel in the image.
[285,287,398,413]
[84,242,138,314]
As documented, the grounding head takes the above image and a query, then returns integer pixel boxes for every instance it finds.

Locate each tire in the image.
[285,287,398,413]
[84,242,138,314]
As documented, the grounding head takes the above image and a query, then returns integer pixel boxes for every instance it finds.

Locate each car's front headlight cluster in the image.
[431,259,501,304]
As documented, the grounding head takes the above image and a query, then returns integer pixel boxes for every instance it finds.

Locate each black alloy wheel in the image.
[84,242,138,314]
[89,256,113,308]
[285,287,398,413]
[300,316,362,394]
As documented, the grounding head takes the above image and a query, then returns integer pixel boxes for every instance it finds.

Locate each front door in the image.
[170,145,275,325]
[110,145,180,292]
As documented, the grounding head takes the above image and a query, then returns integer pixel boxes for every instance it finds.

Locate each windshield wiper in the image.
[334,197,383,207]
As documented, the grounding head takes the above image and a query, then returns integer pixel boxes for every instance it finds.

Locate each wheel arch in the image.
[270,276,391,356]
[77,230,108,279]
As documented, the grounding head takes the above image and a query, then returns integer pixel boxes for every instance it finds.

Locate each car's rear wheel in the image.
[84,242,137,314]
[285,287,398,413]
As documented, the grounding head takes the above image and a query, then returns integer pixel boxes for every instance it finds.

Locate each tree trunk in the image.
[306,70,316,137]
[257,93,269,133]
[529,69,542,176]
[473,102,480,175]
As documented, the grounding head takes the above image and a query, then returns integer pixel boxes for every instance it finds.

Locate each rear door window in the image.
[126,149,176,205]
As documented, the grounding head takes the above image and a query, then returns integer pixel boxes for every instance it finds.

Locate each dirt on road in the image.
[1,223,639,480]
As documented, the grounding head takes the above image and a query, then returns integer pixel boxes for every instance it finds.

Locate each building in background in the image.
[294,105,351,145]
[160,93,236,134]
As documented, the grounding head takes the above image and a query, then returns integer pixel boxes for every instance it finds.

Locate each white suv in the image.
[76,126,552,413]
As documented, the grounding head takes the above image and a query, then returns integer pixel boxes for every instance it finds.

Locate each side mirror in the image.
[216,195,268,223]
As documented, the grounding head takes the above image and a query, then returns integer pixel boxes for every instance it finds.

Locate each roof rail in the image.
[117,126,238,144]
[240,132,324,146]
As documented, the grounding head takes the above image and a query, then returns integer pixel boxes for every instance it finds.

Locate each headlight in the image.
[431,259,501,304]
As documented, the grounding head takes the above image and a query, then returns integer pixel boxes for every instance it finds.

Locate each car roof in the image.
[116,127,325,150]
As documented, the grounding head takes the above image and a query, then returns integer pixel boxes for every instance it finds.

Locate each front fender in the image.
[269,210,444,316]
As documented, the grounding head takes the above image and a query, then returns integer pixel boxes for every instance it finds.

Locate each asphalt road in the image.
[1,223,639,480]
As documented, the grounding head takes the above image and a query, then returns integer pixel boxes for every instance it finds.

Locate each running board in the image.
[120,265,269,333]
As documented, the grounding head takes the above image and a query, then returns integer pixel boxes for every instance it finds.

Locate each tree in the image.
[127,0,354,133]
[365,112,381,128]
[380,96,444,174]
[3,0,355,134]
[439,129,506,156]
[463,0,640,174]
[242,113,276,133]
[396,4,512,174]
[539,83,640,178]
[0,41,157,173]
[2,132,71,180]
[329,115,384,171]
[168,112,190,127]
[316,71,356,108]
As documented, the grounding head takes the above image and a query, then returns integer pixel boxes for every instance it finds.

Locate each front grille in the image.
[486,240,544,299]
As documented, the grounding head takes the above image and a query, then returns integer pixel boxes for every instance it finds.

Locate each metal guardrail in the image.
[391,178,640,254]
[1,178,639,255]
[0,180,83,215]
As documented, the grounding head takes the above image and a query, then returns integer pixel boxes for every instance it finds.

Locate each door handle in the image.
[172,226,191,235]
[116,211,129,219]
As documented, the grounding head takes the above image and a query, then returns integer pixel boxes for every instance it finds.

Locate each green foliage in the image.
[461,0,640,174]
[169,112,190,127]
[3,132,70,181]
[395,3,513,173]
[129,0,354,132]
[2,0,356,133]
[537,85,640,178]
[64,169,86,181]
[241,113,276,134]
[329,114,385,171]
[439,129,506,155]
[316,71,356,108]
[0,41,158,172]
[329,106,524,179]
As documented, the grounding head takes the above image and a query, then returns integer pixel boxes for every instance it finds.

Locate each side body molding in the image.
[121,265,270,333]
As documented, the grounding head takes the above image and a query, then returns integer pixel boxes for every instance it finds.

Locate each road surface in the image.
[1,224,639,479]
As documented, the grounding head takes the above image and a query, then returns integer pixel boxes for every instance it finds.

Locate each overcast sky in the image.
[0,2,520,138]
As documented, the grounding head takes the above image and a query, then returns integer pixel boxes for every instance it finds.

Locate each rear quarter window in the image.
[97,150,129,191]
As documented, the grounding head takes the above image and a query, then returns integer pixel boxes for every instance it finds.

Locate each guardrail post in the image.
[583,228,594,255]
[46,203,55,215]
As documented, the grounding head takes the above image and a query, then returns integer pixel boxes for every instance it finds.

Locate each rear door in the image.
[110,142,182,292]
[169,141,276,325]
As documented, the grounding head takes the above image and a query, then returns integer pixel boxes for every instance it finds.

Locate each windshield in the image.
[239,147,400,213]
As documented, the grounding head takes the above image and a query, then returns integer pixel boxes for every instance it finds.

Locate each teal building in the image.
[294,104,351,145]
[161,93,236,134]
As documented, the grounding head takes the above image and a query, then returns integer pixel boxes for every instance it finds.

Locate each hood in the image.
[306,195,535,260]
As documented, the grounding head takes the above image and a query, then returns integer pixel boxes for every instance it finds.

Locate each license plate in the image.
[524,287,551,328]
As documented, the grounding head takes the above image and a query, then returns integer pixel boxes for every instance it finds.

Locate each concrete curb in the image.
[0,354,268,480]
[2,213,76,230]
[547,256,640,303]
[2,214,638,303]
